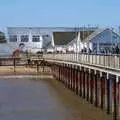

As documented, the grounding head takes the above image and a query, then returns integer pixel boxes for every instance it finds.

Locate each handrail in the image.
[42,53,120,70]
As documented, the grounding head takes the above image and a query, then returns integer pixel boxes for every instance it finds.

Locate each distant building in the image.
[8,27,46,53]
[7,27,98,53]
[52,27,98,53]
[83,29,120,54]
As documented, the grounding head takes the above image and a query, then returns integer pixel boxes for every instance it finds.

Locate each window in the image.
[9,35,17,42]
[32,36,40,42]
[21,35,29,42]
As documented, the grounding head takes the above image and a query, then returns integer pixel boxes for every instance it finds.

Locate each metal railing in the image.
[42,53,120,70]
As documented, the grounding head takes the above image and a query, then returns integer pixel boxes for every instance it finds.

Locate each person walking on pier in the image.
[115,45,119,54]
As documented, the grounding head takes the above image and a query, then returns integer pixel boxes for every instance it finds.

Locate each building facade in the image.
[83,29,120,54]
[7,27,98,54]
[8,27,51,53]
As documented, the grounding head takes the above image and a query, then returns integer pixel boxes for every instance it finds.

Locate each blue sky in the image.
[0,0,120,31]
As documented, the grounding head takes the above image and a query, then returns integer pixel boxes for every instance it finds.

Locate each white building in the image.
[7,27,98,54]
[7,27,53,53]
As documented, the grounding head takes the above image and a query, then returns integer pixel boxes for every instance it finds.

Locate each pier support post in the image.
[58,64,60,81]
[86,68,89,101]
[79,67,82,97]
[90,69,94,104]
[62,64,64,84]
[100,72,106,109]
[118,77,120,119]
[62,64,64,82]
[107,74,110,114]
[72,65,75,92]
[75,66,79,95]
[65,64,67,87]
[113,75,117,120]
[118,76,120,119]
[66,64,69,88]
[83,67,86,99]
[100,72,104,109]
[68,64,70,89]
[81,67,84,97]
[94,70,98,107]
[70,64,72,90]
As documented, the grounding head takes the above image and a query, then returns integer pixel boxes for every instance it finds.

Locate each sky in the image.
[0,0,120,32]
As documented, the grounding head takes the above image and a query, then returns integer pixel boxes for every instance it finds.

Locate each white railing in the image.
[43,53,120,70]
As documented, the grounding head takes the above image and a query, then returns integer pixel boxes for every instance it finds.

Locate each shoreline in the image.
[0,66,52,76]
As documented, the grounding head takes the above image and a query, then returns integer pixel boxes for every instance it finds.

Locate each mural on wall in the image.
[19,43,26,52]
[12,43,26,57]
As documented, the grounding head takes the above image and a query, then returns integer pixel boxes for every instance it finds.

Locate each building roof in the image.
[53,32,77,45]
[53,30,95,45]
[83,28,120,43]
[7,27,98,31]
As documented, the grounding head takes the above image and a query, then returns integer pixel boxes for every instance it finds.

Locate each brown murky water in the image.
[0,77,112,120]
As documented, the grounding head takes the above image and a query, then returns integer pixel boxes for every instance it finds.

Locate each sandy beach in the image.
[0,66,51,75]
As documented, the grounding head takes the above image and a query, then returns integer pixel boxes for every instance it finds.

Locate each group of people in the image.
[81,45,120,55]
[111,46,120,54]
[100,46,120,54]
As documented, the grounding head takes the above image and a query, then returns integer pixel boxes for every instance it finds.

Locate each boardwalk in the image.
[0,54,119,120]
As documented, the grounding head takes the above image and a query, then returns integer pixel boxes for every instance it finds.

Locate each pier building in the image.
[7,27,97,53]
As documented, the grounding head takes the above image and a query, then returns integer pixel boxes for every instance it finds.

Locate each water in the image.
[0,77,112,120]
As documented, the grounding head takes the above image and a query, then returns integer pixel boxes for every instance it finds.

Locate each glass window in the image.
[9,35,17,42]
[21,35,29,42]
[32,36,40,42]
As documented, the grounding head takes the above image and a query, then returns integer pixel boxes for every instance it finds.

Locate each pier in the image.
[0,53,119,120]
[44,53,120,120]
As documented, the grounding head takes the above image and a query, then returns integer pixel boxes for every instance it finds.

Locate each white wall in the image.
[7,27,52,53]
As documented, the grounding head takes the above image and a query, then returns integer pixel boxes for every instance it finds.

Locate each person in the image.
[27,58,31,67]
[115,45,119,54]
[88,48,92,53]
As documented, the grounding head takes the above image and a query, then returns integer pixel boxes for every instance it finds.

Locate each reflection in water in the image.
[0,78,111,120]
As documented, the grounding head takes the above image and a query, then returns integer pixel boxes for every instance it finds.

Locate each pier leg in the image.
[83,67,86,99]
[113,75,117,120]
[67,64,69,88]
[65,64,67,87]
[100,72,106,109]
[79,67,82,97]
[90,69,94,104]
[100,73,104,109]
[81,67,84,97]
[76,66,79,95]
[72,66,75,92]
[118,77,120,119]
[107,74,110,114]
[70,65,72,90]
[58,65,60,81]
[86,68,89,101]
[95,70,98,107]
[68,64,70,89]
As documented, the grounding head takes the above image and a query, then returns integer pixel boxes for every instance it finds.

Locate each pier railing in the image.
[0,53,119,70]
[43,53,120,70]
